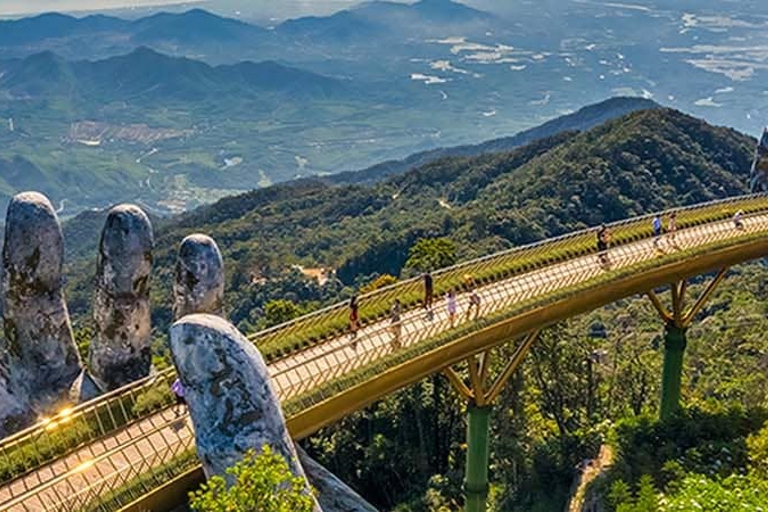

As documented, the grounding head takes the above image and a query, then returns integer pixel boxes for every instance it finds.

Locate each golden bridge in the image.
[2,194,768,512]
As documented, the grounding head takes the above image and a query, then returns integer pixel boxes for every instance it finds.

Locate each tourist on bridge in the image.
[171,378,186,417]
[668,211,679,249]
[466,288,481,321]
[390,299,402,348]
[652,214,664,251]
[596,224,611,267]
[349,295,360,346]
[447,289,457,327]
[423,271,434,320]
[734,210,745,230]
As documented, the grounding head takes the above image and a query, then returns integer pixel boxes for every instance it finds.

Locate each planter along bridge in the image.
[1,192,768,512]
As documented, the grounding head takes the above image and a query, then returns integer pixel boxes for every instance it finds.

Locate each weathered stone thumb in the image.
[169,314,321,511]
[2,191,82,411]
[297,445,380,512]
[173,234,225,319]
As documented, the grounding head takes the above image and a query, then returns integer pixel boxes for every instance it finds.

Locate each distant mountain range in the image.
[0,1,499,62]
[0,9,265,50]
[0,48,350,102]
[327,97,662,185]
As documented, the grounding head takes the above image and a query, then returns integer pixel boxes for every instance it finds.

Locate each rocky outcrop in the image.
[297,446,379,512]
[0,368,31,437]
[90,204,154,390]
[169,315,312,488]
[173,234,224,319]
[1,191,82,411]
[750,127,768,193]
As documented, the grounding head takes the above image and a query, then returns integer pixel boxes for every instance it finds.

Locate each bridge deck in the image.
[1,209,766,512]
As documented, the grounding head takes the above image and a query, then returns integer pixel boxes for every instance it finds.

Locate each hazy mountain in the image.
[130,9,267,44]
[0,12,128,46]
[0,48,351,102]
[277,0,496,42]
[0,2,498,60]
[328,97,661,184]
[1,1,767,220]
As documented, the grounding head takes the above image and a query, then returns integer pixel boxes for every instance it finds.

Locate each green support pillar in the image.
[465,405,491,512]
[660,323,687,421]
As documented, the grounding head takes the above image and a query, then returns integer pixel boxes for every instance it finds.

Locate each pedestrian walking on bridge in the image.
[390,299,402,348]
[447,289,457,327]
[734,210,745,230]
[596,224,611,268]
[171,378,186,417]
[667,211,679,249]
[423,271,434,320]
[349,295,360,347]
[652,214,664,252]
[466,288,481,321]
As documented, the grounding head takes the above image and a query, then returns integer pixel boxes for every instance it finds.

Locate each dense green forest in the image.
[59,107,768,510]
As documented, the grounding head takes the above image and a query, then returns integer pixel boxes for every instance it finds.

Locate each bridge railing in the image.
[250,193,768,361]
[0,409,195,512]
[274,204,768,417]
[0,368,175,492]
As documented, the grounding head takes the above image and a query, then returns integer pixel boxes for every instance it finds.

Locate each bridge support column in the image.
[465,405,491,512]
[443,331,539,512]
[660,323,687,420]
[646,269,728,421]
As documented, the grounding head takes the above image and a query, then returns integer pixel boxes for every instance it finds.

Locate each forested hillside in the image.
[64,107,754,330]
[59,107,768,510]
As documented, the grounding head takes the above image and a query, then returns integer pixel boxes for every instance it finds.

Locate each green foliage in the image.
[746,422,768,477]
[664,473,768,510]
[610,472,768,511]
[189,446,314,512]
[404,237,457,273]
[264,299,304,328]
[608,480,632,506]
[132,386,174,417]
[72,323,93,363]
[609,407,768,487]
[360,273,398,293]
[610,476,658,512]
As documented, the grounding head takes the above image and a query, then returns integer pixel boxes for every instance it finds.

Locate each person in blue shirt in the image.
[652,214,663,250]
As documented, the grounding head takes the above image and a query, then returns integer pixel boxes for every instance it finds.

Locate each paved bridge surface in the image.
[2,195,768,512]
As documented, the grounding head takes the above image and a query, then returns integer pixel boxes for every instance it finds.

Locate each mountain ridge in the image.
[0,47,351,102]
[325,96,662,185]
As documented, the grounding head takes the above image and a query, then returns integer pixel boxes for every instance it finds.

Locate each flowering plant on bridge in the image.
[189,446,315,512]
